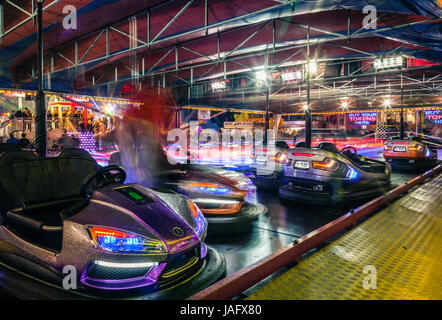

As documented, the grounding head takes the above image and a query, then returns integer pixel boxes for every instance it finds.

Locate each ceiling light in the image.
[305,62,318,74]
[383,98,392,108]
[255,70,268,82]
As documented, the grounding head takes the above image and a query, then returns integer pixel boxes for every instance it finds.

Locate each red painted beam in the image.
[190,164,442,300]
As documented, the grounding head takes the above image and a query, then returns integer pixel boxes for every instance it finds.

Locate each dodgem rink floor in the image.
[247,172,442,300]
[206,146,442,277]
[207,168,423,276]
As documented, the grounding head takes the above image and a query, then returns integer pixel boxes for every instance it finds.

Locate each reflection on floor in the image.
[208,148,424,276]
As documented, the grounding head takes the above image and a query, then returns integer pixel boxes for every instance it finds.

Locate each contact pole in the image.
[400,73,404,139]
[305,26,312,148]
[35,0,47,156]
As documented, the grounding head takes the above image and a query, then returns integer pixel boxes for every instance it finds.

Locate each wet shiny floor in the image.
[207,149,425,276]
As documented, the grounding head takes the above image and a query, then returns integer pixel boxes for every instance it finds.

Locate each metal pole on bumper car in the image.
[399,73,404,139]
[305,26,312,149]
[35,0,47,157]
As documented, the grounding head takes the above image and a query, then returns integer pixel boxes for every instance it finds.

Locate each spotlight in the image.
[104,104,115,115]
[305,62,318,74]
[383,98,392,108]
[255,70,268,82]
[302,104,309,111]
[341,101,349,110]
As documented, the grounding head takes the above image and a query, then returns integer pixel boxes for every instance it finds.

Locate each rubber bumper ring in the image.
[0,245,226,300]
[205,203,268,236]
[252,176,282,190]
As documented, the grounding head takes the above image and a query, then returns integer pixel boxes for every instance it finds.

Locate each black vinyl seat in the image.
[0,143,22,153]
[317,142,340,154]
[0,149,100,250]
[0,149,99,212]
[275,141,289,150]
[295,142,306,148]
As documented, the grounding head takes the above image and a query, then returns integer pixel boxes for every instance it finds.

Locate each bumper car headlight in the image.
[312,158,340,171]
[270,153,288,164]
[408,145,424,152]
[384,145,392,150]
[345,166,359,180]
[191,182,233,195]
[188,200,207,238]
[88,226,168,254]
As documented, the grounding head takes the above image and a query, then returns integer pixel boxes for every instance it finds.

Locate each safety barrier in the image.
[189,163,442,300]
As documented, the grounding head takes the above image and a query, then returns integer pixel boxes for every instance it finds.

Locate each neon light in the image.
[348,112,377,125]
[312,159,339,171]
[426,149,431,157]
[292,153,315,157]
[188,200,199,219]
[193,198,240,205]
[188,200,206,238]
[93,261,158,268]
[89,227,167,254]
[346,167,359,180]
[192,183,232,195]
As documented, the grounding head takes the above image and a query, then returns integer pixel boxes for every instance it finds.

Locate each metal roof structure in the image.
[0,0,441,113]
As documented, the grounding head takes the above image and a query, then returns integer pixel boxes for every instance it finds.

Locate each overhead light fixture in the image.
[383,98,392,108]
[302,104,309,111]
[341,101,349,110]
[255,70,268,82]
[104,104,115,115]
[374,56,405,70]
[305,62,318,74]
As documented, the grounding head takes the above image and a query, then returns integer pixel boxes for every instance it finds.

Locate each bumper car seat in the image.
[0,149,100,251]
[0,143,22,153]
[317,142,340,154]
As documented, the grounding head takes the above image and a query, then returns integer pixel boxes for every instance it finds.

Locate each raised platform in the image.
[247,173,442,300]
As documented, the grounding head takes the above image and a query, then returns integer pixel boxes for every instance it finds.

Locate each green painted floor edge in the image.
[247,173,442,300]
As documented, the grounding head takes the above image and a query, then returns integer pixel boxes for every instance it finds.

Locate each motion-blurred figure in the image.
[116,86,176,187]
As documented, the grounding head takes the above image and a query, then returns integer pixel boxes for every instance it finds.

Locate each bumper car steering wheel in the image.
[81,165,126,197]
[341,146,357,155]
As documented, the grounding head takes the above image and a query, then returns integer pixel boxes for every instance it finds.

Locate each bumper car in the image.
[279,142,391,205]
[109,151,267,236]
[250,141,290,190]
[0,149,225,299]
[383,136,438,171]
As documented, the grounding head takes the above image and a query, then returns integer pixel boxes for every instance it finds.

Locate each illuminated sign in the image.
[424,110,442,124]
[198,110,211,120]
[374,56,405,70]
[115,187,154,205]
[211,80,227,92]
[348,112,377,125]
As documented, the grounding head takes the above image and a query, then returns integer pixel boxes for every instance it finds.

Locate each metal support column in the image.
[35,0,47,157]
[264,88,270,146]
[264,51,270,146]
[0,3,4,43]
[400,73,405,139]
[305,26,312,148]
[416,110,422,137]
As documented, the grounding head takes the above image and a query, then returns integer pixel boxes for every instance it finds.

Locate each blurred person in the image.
[18,133,30,148]
[58,129,75,150]
[116,85,176,187]
[7,133,19,144]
